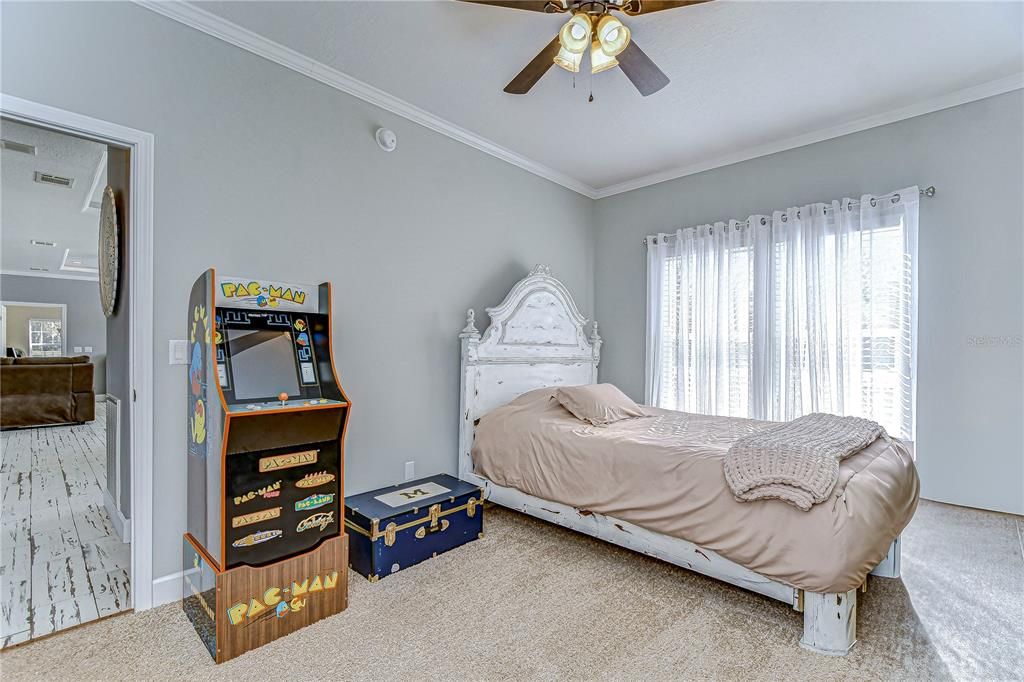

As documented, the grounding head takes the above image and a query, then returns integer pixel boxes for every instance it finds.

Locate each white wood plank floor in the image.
[1,401,131,647]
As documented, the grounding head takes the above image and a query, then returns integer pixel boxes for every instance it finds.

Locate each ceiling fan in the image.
[458,0,711,97]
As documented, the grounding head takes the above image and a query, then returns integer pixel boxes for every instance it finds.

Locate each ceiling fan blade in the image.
[618,0,713,15]
[504,36,561,94]
[617,41,670,96]
[457,0,566,13]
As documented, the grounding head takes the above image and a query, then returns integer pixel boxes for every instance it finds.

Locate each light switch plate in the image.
[84,346,93,353]
[169,339,189,365]
[404,461,415,481]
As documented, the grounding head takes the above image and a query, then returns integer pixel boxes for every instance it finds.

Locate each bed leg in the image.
[800,589,857,656]
[869,535,901,578]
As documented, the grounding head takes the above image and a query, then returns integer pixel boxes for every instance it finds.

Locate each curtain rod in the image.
[644,186,936,245]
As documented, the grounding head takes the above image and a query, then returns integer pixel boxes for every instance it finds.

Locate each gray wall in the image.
[594,91,1024,516]
[105,146,132,516]
[0,274,107,392]
[1,2,594,580]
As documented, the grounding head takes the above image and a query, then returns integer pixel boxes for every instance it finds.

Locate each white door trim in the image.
[1,93,156,611]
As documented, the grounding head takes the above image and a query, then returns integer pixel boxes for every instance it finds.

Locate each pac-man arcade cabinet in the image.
[182,270,350,663]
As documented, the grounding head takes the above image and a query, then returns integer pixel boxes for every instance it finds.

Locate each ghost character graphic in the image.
[189,342,203,396]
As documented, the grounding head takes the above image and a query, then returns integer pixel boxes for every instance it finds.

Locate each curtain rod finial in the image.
[922,186,936,198]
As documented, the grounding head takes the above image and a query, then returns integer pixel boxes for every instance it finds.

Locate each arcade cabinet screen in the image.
[226,329,300,400]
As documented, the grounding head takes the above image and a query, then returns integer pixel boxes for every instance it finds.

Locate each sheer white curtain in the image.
[646,187,918,441]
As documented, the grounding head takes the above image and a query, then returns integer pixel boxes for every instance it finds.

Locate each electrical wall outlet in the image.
[73,346,83,353]
[404,461,415,481]
[169,339,189,365]
[84,346,93,353]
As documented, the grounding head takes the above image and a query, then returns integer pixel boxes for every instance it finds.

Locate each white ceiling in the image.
[186,0,1024,194]
[1,119,105,278]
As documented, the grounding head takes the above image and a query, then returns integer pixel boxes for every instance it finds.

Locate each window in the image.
[28,319,63,357]
[647,190,918,441]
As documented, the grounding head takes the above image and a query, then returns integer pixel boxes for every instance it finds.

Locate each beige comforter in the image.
[472,388,920,594]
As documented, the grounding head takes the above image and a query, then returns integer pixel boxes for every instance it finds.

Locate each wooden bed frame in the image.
[457,264,902,656]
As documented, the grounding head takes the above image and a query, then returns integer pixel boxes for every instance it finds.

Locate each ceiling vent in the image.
[34,171,75,188]
[30,239,58,247]
[0,139,37,155]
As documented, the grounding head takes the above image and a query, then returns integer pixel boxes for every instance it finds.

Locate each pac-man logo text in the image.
[259,450,318,473]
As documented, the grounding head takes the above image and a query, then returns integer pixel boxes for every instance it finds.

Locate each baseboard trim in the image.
[103,486,132,544]
[153,570,186,607]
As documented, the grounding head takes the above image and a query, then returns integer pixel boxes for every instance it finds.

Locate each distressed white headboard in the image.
[458,264,600,485]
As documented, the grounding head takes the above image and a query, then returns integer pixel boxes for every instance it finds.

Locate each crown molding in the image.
[134,2,1021,202]
[1,268,99,282]
[133,0,599,198]
[592,72,1024,199]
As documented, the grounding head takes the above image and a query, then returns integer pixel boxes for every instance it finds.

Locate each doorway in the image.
[1,120,129,644]
[0,95,154,645]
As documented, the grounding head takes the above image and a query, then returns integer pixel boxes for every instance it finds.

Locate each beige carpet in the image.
[2,500,1021,681]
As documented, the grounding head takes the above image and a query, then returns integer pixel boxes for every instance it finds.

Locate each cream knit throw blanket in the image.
[723,413,886,511]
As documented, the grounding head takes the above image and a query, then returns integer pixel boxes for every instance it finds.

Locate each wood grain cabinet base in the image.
[183,533,349,663]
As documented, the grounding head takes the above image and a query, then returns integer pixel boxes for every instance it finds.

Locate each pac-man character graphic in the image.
[275,601,289,618]
[256,294,269,307]
[191,399,206,445]
[293,319,307,332]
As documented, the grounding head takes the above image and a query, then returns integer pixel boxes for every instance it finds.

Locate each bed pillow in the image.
[555,384,645,426]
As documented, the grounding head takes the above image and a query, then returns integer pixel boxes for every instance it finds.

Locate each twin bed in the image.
[457,265,920,655]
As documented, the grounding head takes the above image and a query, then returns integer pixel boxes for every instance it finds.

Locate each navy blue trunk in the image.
[345,474,484,581]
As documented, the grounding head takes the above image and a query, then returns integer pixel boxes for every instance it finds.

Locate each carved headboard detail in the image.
[458,265,600,485]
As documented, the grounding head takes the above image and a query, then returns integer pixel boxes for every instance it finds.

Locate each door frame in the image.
[0,301,68,356]
[1,94,155,610]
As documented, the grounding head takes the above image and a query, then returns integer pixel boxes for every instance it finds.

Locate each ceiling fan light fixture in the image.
[553,44,583,72]
[596,14,631,56]
[590,39,618,74]
[558,12,592,54]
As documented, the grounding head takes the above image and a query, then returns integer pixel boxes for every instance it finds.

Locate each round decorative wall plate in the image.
[98,186,119,317]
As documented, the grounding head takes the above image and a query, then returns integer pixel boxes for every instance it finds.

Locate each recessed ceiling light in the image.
[30,239,58,247]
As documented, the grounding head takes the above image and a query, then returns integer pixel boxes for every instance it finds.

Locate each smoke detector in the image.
[34,171,75,188]
[375,128,397,153]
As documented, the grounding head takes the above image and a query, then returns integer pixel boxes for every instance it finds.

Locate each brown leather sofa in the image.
[0,356,95,428]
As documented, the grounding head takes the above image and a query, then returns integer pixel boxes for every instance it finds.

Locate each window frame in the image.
[650,215,916,441]
[28,318,65,357]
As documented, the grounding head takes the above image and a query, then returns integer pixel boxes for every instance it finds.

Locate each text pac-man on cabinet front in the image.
[182,269,350,662]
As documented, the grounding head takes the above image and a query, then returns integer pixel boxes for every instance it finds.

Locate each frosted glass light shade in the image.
[590,39,618,74]
[558,13,593,54]
[596,14,630,57]
[553,45,583,72]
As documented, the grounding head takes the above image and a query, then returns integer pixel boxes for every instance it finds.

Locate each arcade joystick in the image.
[278,392,288,406]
